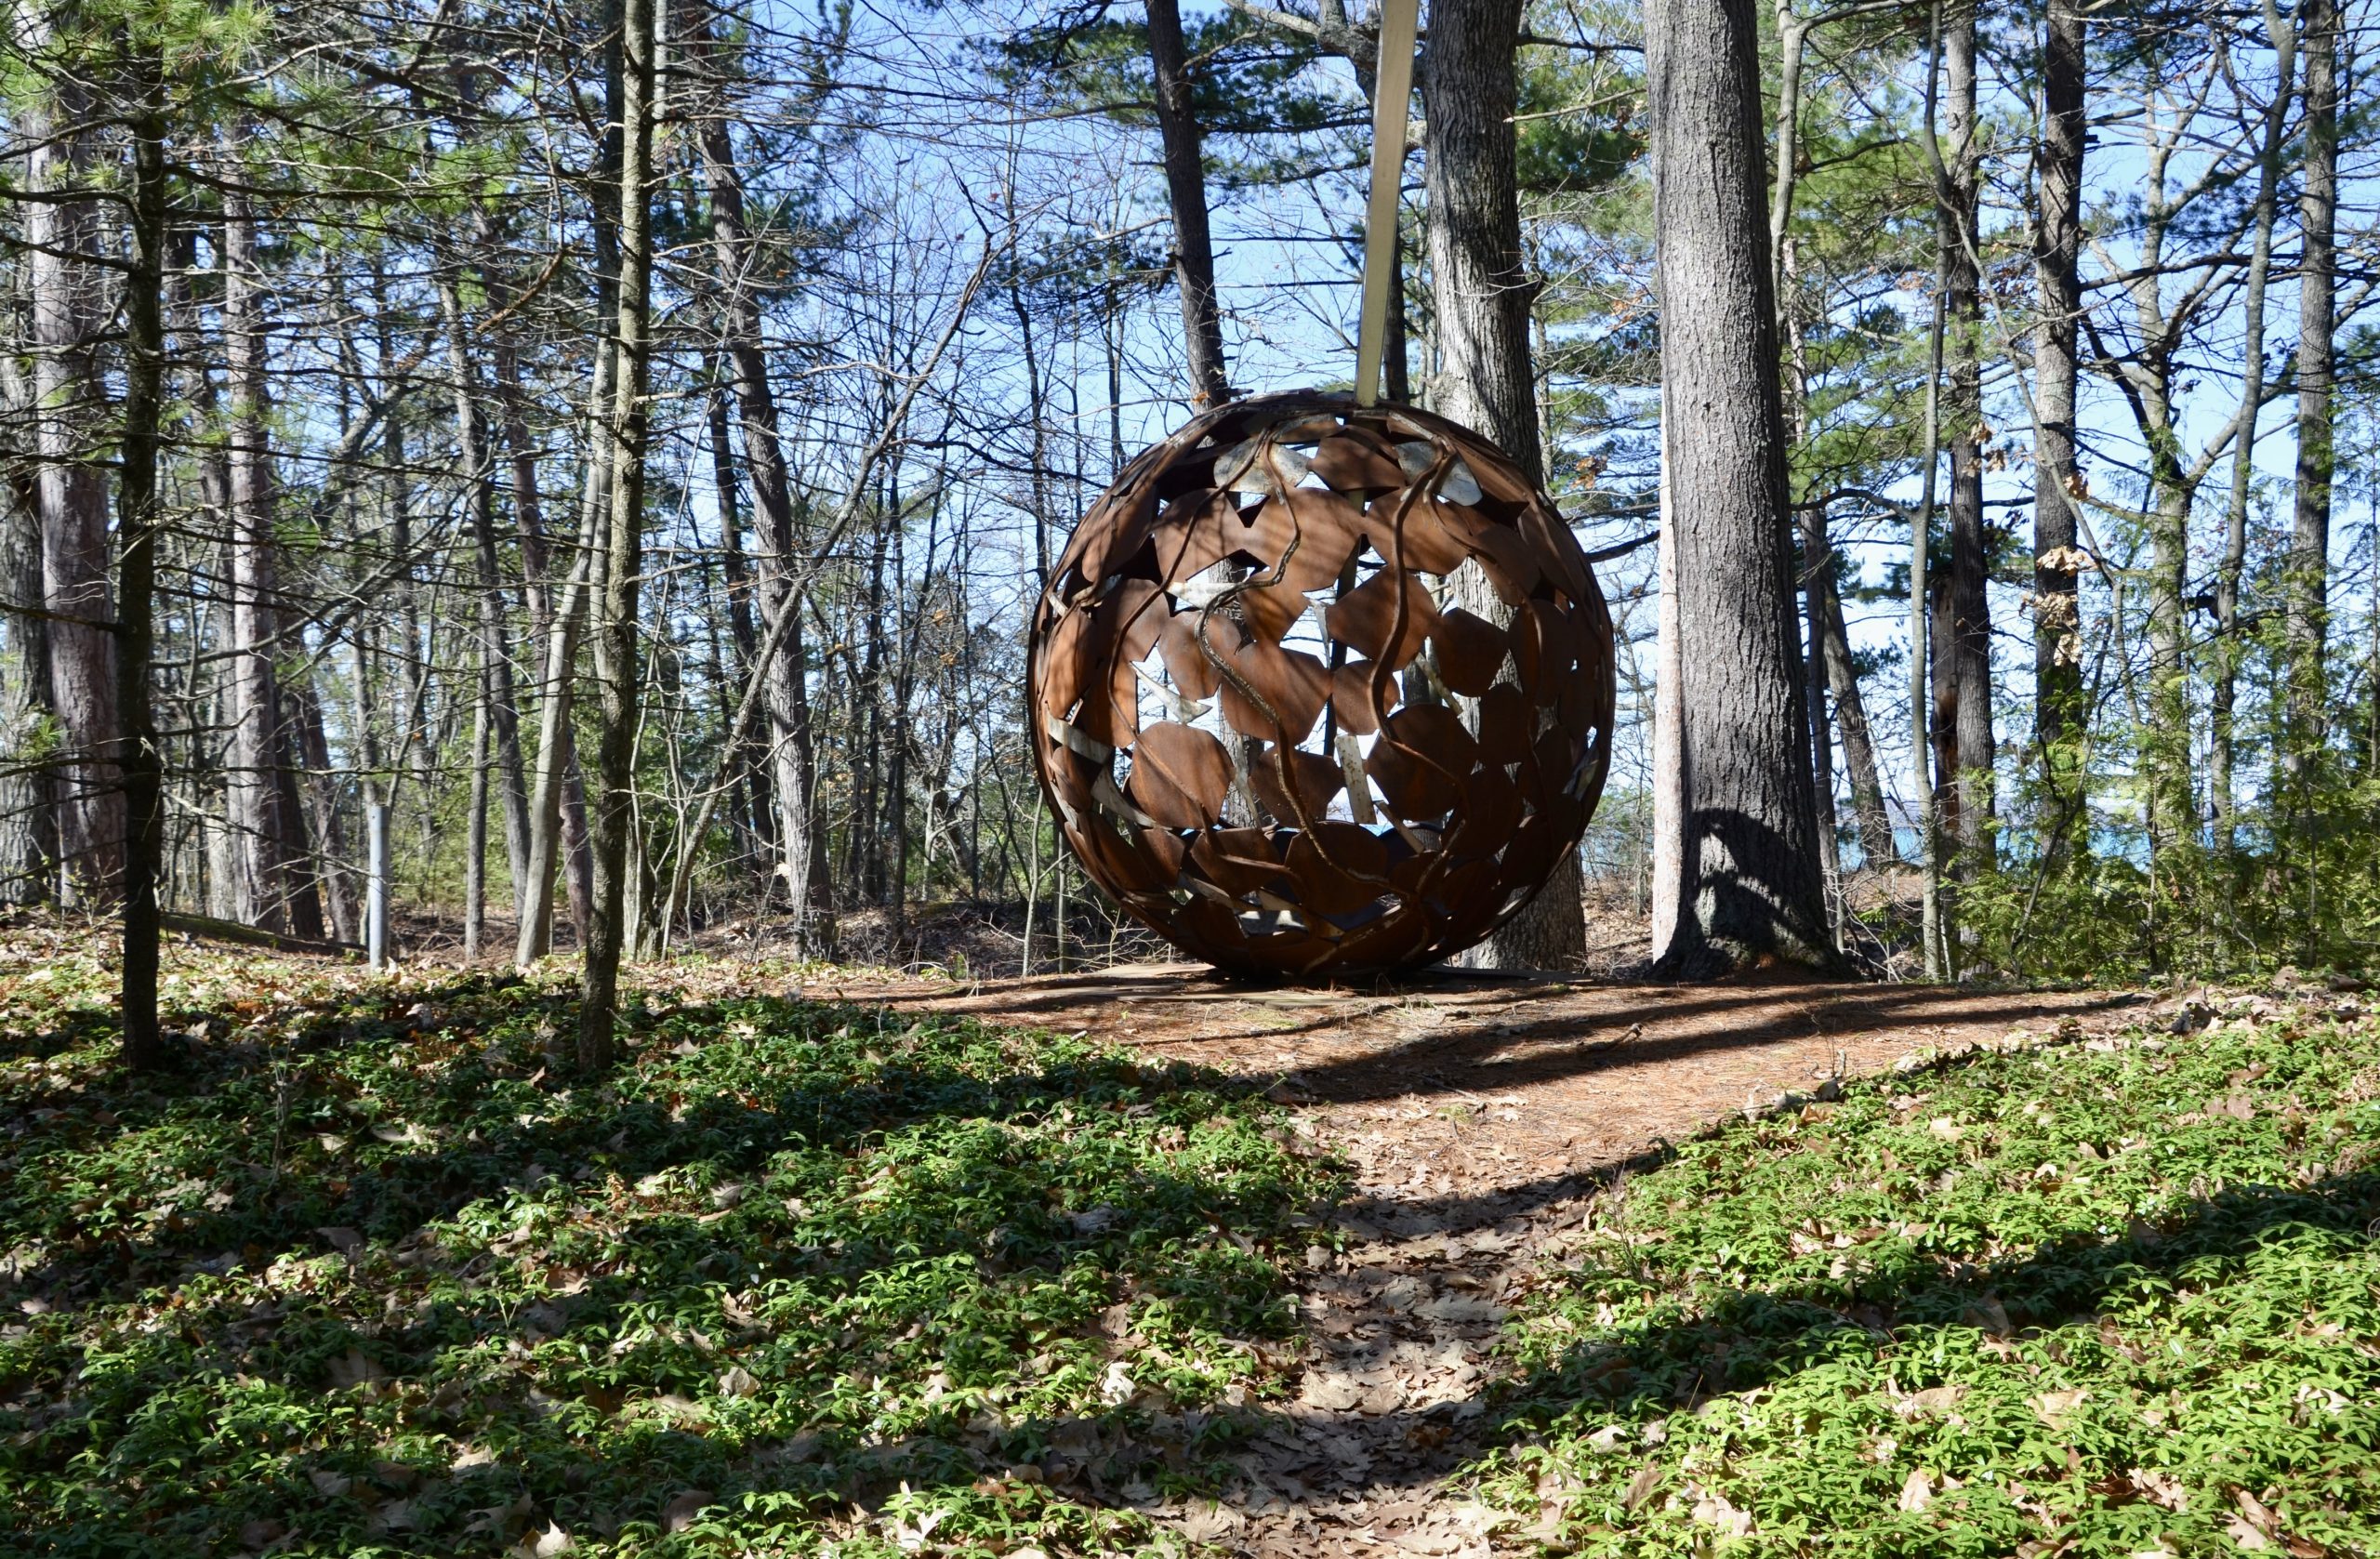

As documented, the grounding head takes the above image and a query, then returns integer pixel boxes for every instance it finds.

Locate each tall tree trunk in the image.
[857,512,889,902]
[2212,6,2294,850]
[514,37,623,967]
[1642,0,1838,979]
[438,274,533,908]
[495,348,599,945]
[2030,0,2086,846]
[25,7,124,903]
[1805,576,1842,932]
[704,370,774,866]
[289,675,354,941]
[2144,441,2192,851]
[1422,0,1586,971]
[1931,570,1963,846]
[2286,0,2337,820]
[118,57,170,1070]
[465,662,491,959]
[1940,1,1993,867]
[221,139,286,931]
[272,700,325,939]
[1146,0,1231,405]
[517,358,607,962]
[693,51,815,940]
[1801,505,1897,868]
[0,457,54,904]
[579,0,657,1068]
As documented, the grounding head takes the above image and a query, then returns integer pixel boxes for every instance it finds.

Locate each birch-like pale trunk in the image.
[221,132,286,931]
[2211,7,2295,848]
[692,36,816,941]
[437,274,533,913]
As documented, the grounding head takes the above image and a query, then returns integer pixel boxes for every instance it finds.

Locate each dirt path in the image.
[821,968,2140,1555]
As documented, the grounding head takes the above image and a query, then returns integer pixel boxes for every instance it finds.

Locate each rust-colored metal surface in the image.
[1027,392,1616,978]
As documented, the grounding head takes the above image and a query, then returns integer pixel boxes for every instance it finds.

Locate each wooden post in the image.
[1353,0,1421,405]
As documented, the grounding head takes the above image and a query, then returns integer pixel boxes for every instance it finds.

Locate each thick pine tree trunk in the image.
[1146,0,1231,406]
[1422,0,1587,971]
[1940,2,1993,867]
[1931,572,1962,847]
[221,148,287,931]
[25,12,124,903]
[2286,0,2337,810]
[2030,0,2085,838]
[0,473,54,904]
[1643,0,1839,979]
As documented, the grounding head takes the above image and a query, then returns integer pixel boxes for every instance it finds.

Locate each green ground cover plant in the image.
[1477,1002,2380,1557]
[0,936,1340,1557]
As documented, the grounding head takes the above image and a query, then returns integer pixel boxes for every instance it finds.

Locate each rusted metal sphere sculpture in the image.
[1027,392,1617,978]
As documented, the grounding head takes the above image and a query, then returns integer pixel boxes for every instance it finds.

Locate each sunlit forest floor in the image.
[3,914,2377,1556]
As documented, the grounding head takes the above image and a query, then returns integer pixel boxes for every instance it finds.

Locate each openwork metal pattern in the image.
[1028,392,1617,977]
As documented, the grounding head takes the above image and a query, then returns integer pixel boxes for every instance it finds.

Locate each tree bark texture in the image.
[439,275,533,910]
[1801,505,1897,869]
[117,63,171,1069]
[2212,6,2294,844]
[1643,0,1838,978]
[579,0,657,1068]
[25,7,124,902]
[694,59,816,941]
[1940,1,1992,864]
[1421,0,1587,971]
[221,146,287,931]
[1421,0,1540,480]
[2031,0,2085,777]
[2288,0,2338,788]
[0,467,53,903]
[1146,0,1232,406]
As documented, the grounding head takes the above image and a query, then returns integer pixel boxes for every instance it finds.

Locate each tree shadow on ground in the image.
[1,976,1285,1303]
[7,974,2369,1557]
[0,981,1335,1555]
[873,968,2135,1112]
